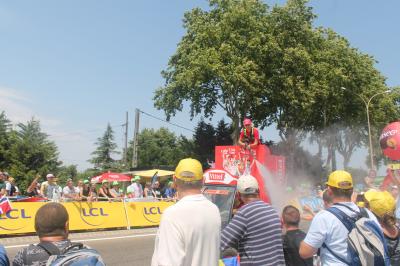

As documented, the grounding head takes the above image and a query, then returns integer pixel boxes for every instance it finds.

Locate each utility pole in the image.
[124,111,128,166]
[132,108,140,169]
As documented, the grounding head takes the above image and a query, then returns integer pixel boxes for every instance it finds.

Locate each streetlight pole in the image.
[341,87,390,170]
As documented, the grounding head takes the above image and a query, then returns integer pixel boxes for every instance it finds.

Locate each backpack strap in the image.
[37,242,61,256]
[326,205,357,232]
[61,242,84,254]
[322,242,350,265]
[321,206,356,264]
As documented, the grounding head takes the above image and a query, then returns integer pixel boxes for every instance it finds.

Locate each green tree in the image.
[0,111,11,170]
[154,0,272,142]
[8,118,60,192]
[215,119,233,146]
[57,164,78,185]
[89,123,118,171]
[136,127,189,168]
[193,119,216,166]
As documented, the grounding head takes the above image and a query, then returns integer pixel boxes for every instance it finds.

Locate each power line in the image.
[47,123,125,138]
[139,109,195,133]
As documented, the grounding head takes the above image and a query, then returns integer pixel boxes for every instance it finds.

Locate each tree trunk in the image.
[231,115,241,145]
[343,153,351,170]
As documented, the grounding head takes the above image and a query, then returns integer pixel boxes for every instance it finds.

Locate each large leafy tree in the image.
[135,127,192,168]
[154,0,272,142]
[8,118,60,191]
[89,123,118,171]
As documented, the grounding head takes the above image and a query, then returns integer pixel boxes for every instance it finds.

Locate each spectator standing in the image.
[143,183,152,198]
[163,181,176,199]
[12,203,104,266]
[0,172,6,196]
[126,176,143,198]
[40,174,62,201]
[76,179,84,193]
[27,174,42,197]
[109,181,122,199]
[282,205,313,266]
[151,158,221,266]
[151,181,162,199]
[6,176,18,196]
[88,183,98,202]
[365,190,400,265]
[98,180,112,200]
[221,174,285,266]
[62,179,80,202]
[79,180,90,200]
[300,170,381,265]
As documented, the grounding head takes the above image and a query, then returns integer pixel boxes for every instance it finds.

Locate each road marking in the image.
[4,233,157,249]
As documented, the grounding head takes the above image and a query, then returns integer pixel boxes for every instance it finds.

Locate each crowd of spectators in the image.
[0,171,176,202]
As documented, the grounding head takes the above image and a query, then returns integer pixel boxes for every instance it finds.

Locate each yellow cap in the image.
[326,170,353,189]
[174,158,203,182]
[364,189,378,202]
[368,191,396,218]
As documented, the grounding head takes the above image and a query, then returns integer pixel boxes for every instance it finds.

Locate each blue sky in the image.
[0,0,399,170]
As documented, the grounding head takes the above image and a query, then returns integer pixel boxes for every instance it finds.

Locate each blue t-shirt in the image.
[304,202,380,266]
[164,188,176,198]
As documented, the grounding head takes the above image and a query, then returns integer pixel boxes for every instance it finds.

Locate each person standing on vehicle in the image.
[238,118,260,149]
[151,158,221,266]
[221,174,285,266]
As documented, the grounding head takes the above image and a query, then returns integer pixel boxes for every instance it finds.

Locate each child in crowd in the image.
[282,205,313,266]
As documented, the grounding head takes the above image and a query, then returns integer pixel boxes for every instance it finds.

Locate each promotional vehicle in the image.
[203,169,237,228]
[203,144,286,226]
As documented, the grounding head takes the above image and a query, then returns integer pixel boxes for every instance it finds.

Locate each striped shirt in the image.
[221,200,285,266]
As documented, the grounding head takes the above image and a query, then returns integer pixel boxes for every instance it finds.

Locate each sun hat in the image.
[326,170,353,189]
[102,180,109,184]
[112,181,119,186]
[237,174,259,194]
[174,158,203,182]
[46,173,55,179]
[367,191,396,218]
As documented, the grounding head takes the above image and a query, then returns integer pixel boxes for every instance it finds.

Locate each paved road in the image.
[2,228,158,266]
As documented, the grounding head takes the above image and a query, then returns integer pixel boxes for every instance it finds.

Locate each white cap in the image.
[46,173,55,178]
[237,175,259,194]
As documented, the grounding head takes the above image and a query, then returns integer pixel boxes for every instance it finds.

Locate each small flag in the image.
[0,196,12,215]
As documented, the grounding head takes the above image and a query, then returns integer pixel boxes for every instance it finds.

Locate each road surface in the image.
[2,228,158,266]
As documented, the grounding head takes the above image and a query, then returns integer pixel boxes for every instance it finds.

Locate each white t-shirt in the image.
[304,202,380,266]
[127,183,143,198]
[62,186,79,200]
[151,194,221,266]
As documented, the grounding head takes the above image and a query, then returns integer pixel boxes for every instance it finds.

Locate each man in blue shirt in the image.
[299,170,380,265]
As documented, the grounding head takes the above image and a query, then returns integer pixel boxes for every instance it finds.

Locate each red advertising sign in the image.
[204,169,237,186]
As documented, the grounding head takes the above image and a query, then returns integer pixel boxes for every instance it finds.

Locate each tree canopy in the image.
[154,0,400,172]
[89,123,118,171]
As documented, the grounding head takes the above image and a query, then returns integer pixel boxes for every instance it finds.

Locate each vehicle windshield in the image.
[202,185,236,228]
